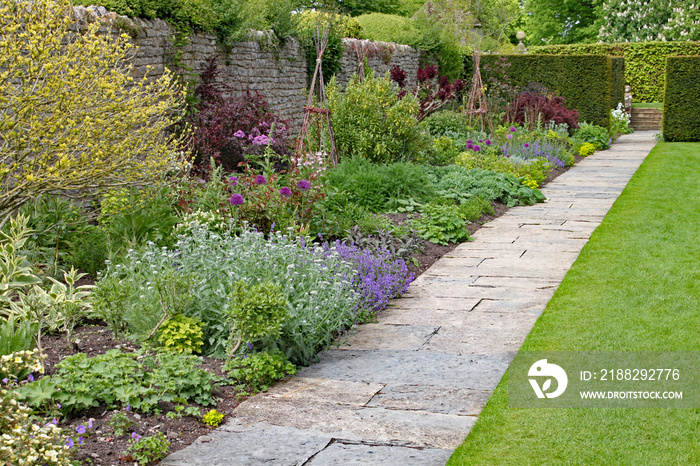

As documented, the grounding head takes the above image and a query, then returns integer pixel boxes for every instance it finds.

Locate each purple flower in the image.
[506,134,513,140]
[524,143,530,148]
[479,139,483,142]
[233,130,245,138]
[229,193,244,205]
[228,176,239,185]
[510,126,516,132]
[466,143,474,150]
[254,175,267,185]
[26,374,33,382]
[66,438,74,449]
[124,404,129,412]
[76,425,86,434]
[279,187,292,197]
[297,179,311,191]
[474,145,481,152]
[52,418,58,425]
[87,419,94,429]
[485,139,492,145]
[1,378,8,384]
[131,432,141,443]
[252,135,270,146]
[56,403,61,410]
[467,139,473,144]
[247,343,253,350]
[77,437,84,445]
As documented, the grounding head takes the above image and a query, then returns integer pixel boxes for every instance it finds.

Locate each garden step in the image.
[161,131,658,465]
[631,108,662,130]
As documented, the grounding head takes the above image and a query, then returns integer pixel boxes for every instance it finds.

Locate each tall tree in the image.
[525,0,602,44]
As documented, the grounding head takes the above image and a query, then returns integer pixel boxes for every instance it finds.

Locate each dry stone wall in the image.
[73,6,422,132]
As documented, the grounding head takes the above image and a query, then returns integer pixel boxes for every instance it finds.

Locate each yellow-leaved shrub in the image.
[0,0,187,223]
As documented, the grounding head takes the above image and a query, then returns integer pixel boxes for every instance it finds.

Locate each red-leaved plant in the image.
[187,57,291,176]
[506,89,580,131]
[390,64,465,121]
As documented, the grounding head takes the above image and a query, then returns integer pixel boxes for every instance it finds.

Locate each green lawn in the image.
[632,102,663,109]
[448,142,700,465]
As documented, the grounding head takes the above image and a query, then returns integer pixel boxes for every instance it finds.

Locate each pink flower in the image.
[507,134,513,140]
[234,130,245,138]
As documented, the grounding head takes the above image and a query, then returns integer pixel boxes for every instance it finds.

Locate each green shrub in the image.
[327,72,427,163]
[530,41,700,103]
[409,203,470,246]
[458,196,494,223]
[125,432,170,465]
[579,143,596,156]
[68,225,110,277]
[663,56,700,142]
[423,111,470,137]
[573,123,612,150]
[157,314,204,354]
[322,158,435,212]
[225,349,296,392]
[355,13,423,48]
[471,54,614,128]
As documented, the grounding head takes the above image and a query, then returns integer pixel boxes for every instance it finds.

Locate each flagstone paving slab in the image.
[161,131,657,465]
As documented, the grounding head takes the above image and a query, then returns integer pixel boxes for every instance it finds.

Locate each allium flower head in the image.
[524,143,530,148]
[485,139,492,145]
[510,126,517,132]
[279,187,292,197]
[474,145,481,152]
[506,134,513,140]
[297,179,311,191]
[228,176,239,185]
[255,175,266,185]
[229,194,244,205]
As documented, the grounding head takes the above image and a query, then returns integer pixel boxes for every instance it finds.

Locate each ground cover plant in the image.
[448,141,700,465]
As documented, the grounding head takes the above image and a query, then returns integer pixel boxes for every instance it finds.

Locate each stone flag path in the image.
[161,131,657,465]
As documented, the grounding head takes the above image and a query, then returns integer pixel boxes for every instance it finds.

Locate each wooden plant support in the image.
[295,24,338,166]
[465,50,493,134]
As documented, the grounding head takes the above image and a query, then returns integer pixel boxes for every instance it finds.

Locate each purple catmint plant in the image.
[328,242,414,316]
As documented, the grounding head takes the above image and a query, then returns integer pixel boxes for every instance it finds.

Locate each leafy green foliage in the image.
[16,350,218,415]
[431,166,546,207]
[578,143,596,156]
[530,42,700,103]
[67,225,110,277]
[108,410,136,437]
[96,228,359,363]
[663,56,700,142]
[225,349,296,392]
[573,123,611,150]
[355,13,422,47]
[157,314,204,354]
[422,111,470,137]
[409,203,471,245]
[599,0,700,43]
[473,54,614,128]
[327,72,428,163]
[322,158,435,212]
[125,432,170,465]
[0,315,37,356]
[458,196,495,222]
[225,281,288,358]
[525,0,601,44]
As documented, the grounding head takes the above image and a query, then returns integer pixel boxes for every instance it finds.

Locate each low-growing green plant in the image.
[422,111,470,137]
[431,166,546,207]
[108,409,135,437]
[157,314,204,354]
[67,225,110,278]
[16,349,218,415]
[96,228,360,363]
[573,122,612,150]
[225,349,296,393]
[322,157,435,212]
[409,203,471,245]
[458,196,495,223]
[225,281,288,359]
[202,408,225,427]
[125,431,170,466]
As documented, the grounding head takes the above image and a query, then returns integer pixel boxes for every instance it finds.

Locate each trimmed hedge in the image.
[611,57,625,108]
[355,13,423,48]
[469,54,614,127]
[530,41,700,103]
[663,56,700,142]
